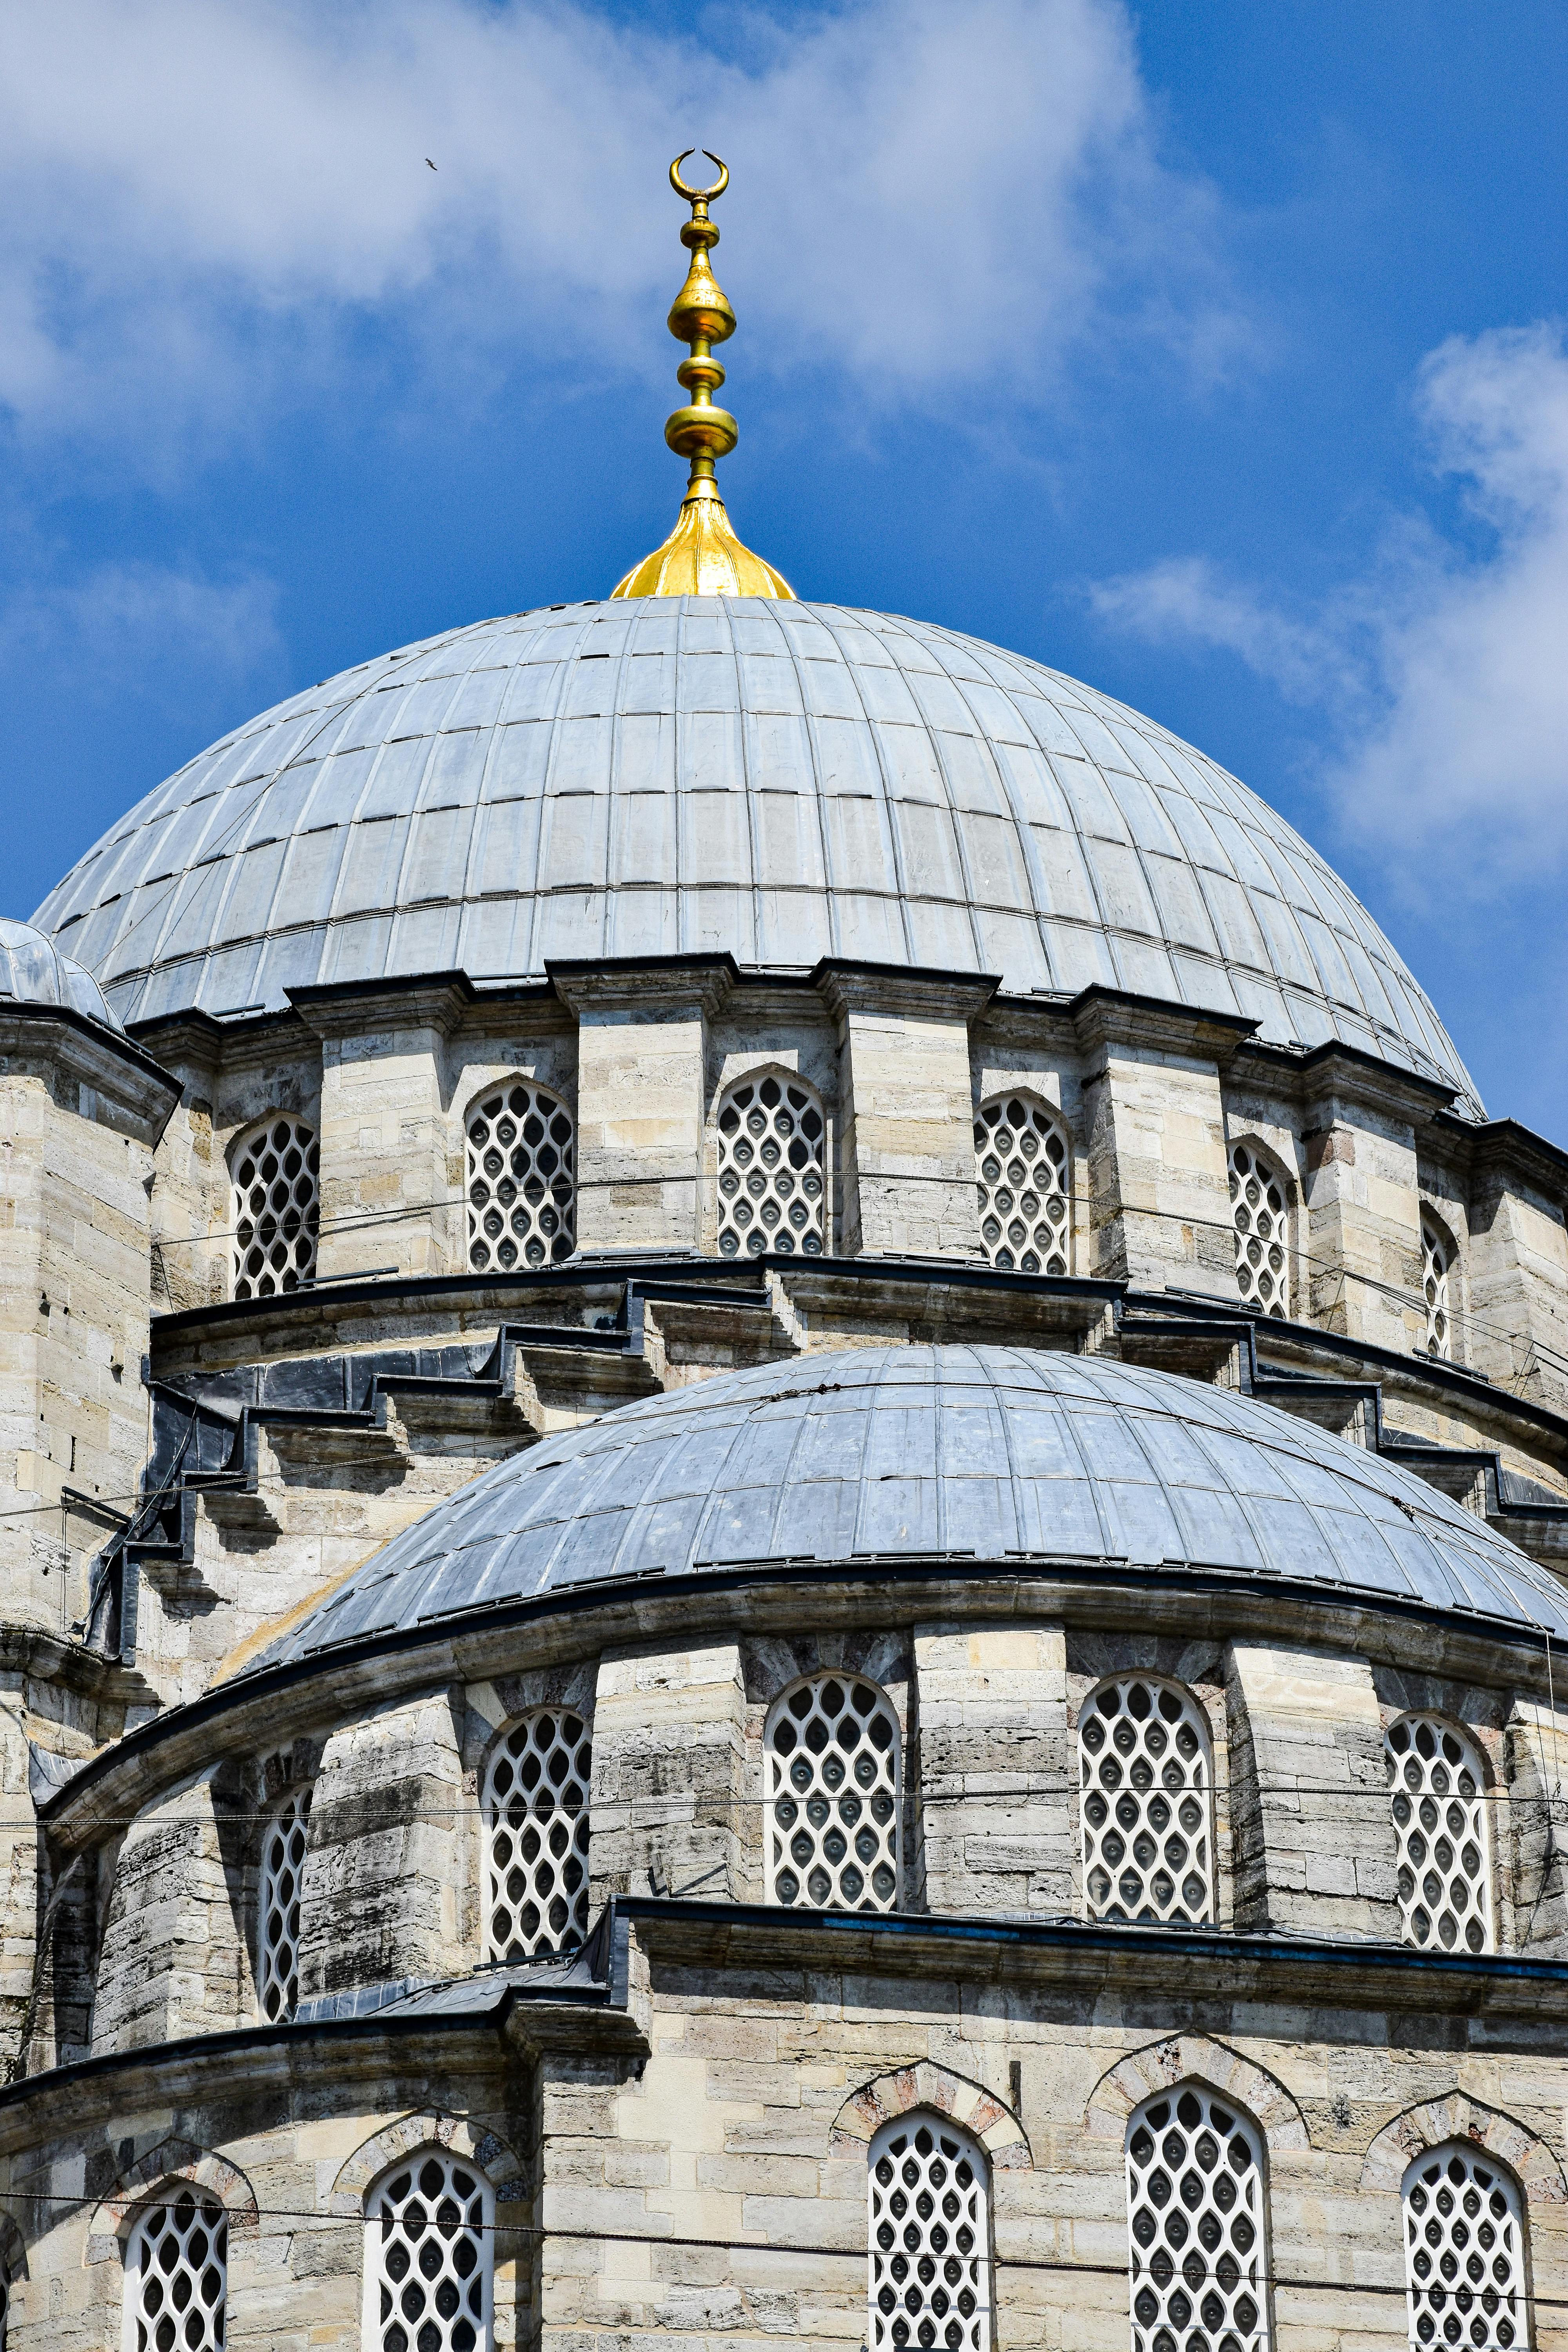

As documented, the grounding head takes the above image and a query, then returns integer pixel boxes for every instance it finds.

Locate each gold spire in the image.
[611,151,794,601]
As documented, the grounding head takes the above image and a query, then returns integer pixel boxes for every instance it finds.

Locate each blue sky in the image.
[3,1,1566,1135]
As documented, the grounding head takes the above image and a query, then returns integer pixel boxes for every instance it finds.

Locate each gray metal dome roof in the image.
[35,599,1479,1110]
[0,916,121,1031]
[249,1345,1561,1673]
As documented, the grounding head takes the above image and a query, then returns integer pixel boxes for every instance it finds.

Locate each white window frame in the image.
[714,1067,828,1258]
[1227,1138,1293,1319]
[257,1780,312,2022]
[1385,1713,1494,1955]
[765,1672,901,1911]
[229,1111,319,1299]
[1402,2141,1528,2352]
[361,2147,495,2352]
[1125,2083,1271,2352]
[465,1077,577,1272]
[120,2186,228,2352]
[482,1707,593,1960]
[973,1091,1071,1274]
[1078,1675,1215,1926]
[869,2111,992,2352]
[1421,1214,1457,1359]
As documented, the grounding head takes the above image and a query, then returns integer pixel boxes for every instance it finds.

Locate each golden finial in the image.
[611,151,794,601]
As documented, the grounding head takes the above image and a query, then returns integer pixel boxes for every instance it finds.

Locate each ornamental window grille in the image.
[483,1709,592,1959]
[1126,2085,1270,2352]
[974,1094,1070,1274]
[1403,2144,1528,2352]
[1386,1715,1494,1955]
[230,1113,319,1299]
[1079,1677,1214,1926]
[1228,1142,1291,1319]
[258,1782,311,2022]
[121,2188,227,2352]
[715,1071,826,1257]
[466,1081,575,1272]
[1423,1218,1455,1359]
[364,2149,494,2352]
[869,2113,991,2352]
[766,1674,900,1911]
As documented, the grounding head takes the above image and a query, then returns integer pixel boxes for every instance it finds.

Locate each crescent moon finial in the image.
[669,149,729,207]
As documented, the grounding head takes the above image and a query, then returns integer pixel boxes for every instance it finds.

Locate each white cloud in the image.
[1088,322,1568,896]
[0,0,1240,456]
[0,561,283,721]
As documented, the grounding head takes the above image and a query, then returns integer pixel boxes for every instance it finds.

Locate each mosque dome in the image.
[0,913,122,1031]
[33,599,1479,1111]
[247,1344,1561,1677]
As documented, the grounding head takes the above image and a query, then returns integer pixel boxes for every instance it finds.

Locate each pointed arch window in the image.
[1385,1714,1493,1954]
[364,2149,494,2352]
[869,2113,991,2352]
[1422,1216,1455,1359]
[466,1080,576,1271]
[483,1708,592,1959]
[1126,2084,1270,2352]
[122,2187,227,2352]
[1079,1677,1214,1926]
[1403,2143,1527,2351]
[716,1070,826,1257]
[1227,1141,1291,1319]
[974,1093,1070,1273]
[258,1780,312,2021]
[230,1112,319,1298]
[765,1673,900,1910]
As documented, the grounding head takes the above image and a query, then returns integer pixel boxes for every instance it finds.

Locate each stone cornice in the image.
[287,971,474,1042]
[549,953,738,1022]
[1297,1039,1458,1130]
[1068,985,1257,1071]
[1435,1111,1568,1211]
[812,957,998,1025]
[0,1005,181,1146]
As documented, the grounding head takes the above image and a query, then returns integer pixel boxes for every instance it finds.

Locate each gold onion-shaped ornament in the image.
[612,151,794,600]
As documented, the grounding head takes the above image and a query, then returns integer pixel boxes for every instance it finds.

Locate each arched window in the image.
[869,2112,991,2352]
[466,1080,576,1271]
[1228,1141,1291,1319]
[765,1674,900,1911]
[973,1093,1070,1274]
[258,1781,311,2022]
[122,2186,227,2352]
[1079,1677,1214,1926]
[1422,1216,1455,1359]
[1385,1714,1493,1954]
[483,1708,592,1960]
[364,2149,494,2352]
[230,1112,319,1298]
[1403,2143,1527,2351]
[716,1070,826,1257]
[1126,2085,1270,2352]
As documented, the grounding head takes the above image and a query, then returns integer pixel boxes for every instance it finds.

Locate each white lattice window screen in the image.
[121,2189,228,2352]
[1127,2086,1270,2352]
[766,1674,900,1911]
[869,2114,991,2352]
[716,1071,826,1257]
[466,1081,576,1272]
[1404,2145,1528,2352]
[1423,1220,1455,1359]
[1079,1677,1214,1926]
[1386,1715,1494,1955]
[257,1783,311,2022]
[484,1709,592,1959]
[974,1094,1070,1274]
[365,2151,494,2352]
[1229,1143,1291,1319]
[230,1114,319,1299]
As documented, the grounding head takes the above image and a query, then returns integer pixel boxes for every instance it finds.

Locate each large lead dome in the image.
[34,595,1479,1111]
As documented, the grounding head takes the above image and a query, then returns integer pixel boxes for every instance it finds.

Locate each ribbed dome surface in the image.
[35,599,1478,1110]
[249,1346,1561,1673]
[0,916,121,1030]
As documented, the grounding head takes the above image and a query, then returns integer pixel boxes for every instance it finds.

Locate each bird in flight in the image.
[425,158,437,170]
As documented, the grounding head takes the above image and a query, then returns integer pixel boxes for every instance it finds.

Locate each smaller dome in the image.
[249,1345,1568,1673]
[0,917,121,1031]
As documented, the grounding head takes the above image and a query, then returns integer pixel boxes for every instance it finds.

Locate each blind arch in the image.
[869,2112,991,2352]
[973,1092,1070,1274]
[765,1673,900,1911]
[1126,2083,1270,2352]
[466,1078,576,1271]
[1403,2141,1527,2350]
[363,2147,494,2352]
[1079,1676,1214,1926]
[230,1112,319,1298]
